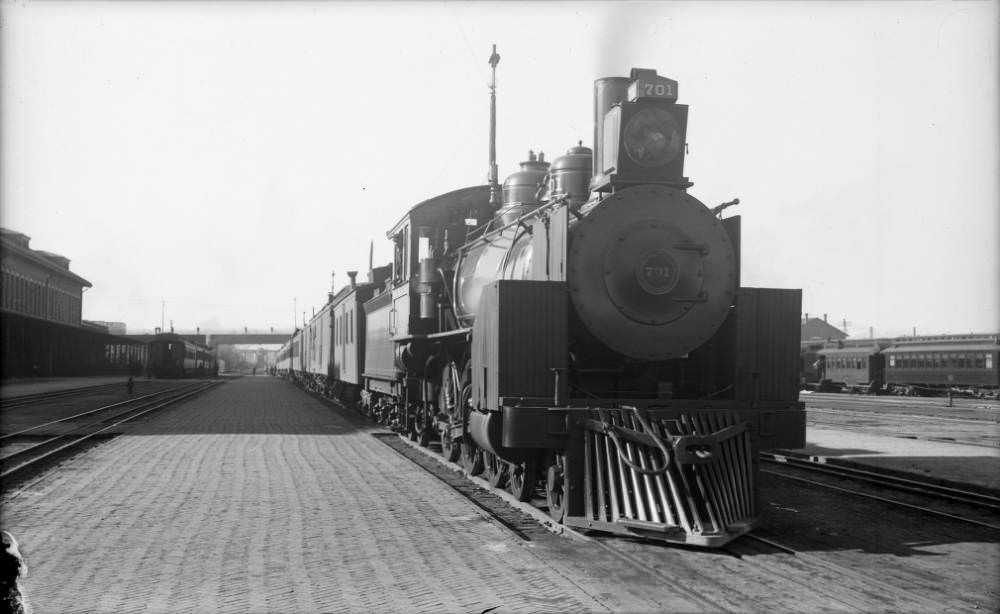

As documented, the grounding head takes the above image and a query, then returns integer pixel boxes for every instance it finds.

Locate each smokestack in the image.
[348,271,358,288]
[823,313,828,322]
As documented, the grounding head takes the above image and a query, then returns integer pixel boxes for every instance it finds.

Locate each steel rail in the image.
[807,406,999,425]
[0,381,220,484]
[805,392,999,409]
[761,454,1000,530]
[0,385,193,441]
[800,419,998,449]
[0,382,125,409]
[762,452,1000,509]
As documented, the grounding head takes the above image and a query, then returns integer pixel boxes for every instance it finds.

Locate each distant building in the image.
[1,227,91,326]
[1,227,147,377]
[225,344,281,370]
[85,320,127,335]
[801,313,846,342]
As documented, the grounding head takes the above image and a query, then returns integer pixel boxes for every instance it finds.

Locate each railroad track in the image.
[809,405,998,425]
[0,382,126,409]
[805,391,999,407]
[760,451,1000,530]
[0,381,221,486]
[372,432,729,612]
[375,430,977,613]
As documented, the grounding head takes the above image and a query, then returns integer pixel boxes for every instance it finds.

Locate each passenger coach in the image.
[817,339,891,393]
[883,335,998,396]
[147,332,216,378]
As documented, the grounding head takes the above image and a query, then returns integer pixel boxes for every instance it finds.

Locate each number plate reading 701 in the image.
[629,76,679,103]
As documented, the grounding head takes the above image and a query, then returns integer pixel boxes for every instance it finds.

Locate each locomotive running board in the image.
[561,407,758,548]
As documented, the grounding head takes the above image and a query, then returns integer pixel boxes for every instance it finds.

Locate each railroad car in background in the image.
[883,335,999,397]
[281,268,391,404]
[275,331,300,376]
[817,339,891,393]
[147,332,216,378]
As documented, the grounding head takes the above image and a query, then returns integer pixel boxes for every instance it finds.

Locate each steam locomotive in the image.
[278,64,805,547]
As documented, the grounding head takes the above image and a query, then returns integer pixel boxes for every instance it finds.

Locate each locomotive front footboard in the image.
[481,401,802,546]
[560,407,758,547]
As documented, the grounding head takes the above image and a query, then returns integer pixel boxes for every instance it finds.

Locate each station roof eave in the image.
[386,185,490,238]
[1,238,93,288]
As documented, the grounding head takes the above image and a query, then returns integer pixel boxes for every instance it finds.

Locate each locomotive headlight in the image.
[623,107,682,168]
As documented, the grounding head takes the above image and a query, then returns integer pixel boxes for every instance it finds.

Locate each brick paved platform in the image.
[0,378,691,613]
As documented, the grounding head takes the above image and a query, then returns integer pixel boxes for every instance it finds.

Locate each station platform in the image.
[0,377,706,614]
[0,375,134,399]
[782,425,1000,493]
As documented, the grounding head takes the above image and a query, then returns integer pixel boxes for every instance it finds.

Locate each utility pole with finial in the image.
[488,44,501,210]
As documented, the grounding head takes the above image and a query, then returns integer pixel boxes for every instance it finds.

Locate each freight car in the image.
[147,333,216,378]
[280,58,806,547]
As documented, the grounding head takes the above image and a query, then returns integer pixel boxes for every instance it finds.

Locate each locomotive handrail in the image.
[457,195,570,254]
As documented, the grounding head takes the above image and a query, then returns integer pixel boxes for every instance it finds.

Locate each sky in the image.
[2,1,997,338]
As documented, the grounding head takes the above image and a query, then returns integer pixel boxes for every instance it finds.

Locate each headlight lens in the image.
[623,107,682,168]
